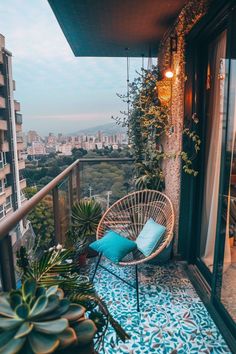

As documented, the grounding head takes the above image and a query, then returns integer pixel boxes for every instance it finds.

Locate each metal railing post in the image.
[68,170,73,210]
[0,234,16,291]
[76,162,81,202]
[52,186,61,244]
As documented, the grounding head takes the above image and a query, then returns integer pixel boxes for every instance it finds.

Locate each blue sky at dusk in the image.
[0,0,155,135]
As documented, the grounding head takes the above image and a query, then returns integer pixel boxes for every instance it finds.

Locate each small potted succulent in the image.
[0,278,97,354]
[70,199,102,264]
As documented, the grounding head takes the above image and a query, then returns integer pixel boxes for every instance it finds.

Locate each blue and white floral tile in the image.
[90,259,231,353]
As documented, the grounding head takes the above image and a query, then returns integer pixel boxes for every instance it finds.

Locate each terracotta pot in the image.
[78,253,87,267]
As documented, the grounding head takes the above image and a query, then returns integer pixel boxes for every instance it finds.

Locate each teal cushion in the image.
[89,230,137,263]
[136,218,166,257]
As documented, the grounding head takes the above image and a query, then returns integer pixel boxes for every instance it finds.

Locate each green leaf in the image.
[0,318,23,330]
[45,286,58,297]
[0,297,15,318]
[10,293,22,310]
[33,319,68,334]
[14,322,34,339]
[28,331,60,354]
[0,329,17,347]
[63,304,85,322]
[31,295,59,320]
[16,304,30,319]
[0,336,25,354]
[22,279,37,300]
[73,319,97,345]
[30,296,48,318]
[58,328,77,349]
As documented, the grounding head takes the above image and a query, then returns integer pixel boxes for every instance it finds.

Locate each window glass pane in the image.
[199,31,227,272]
[220,58,236,321]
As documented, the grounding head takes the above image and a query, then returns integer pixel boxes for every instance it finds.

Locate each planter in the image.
[87,235,98,258]
[57,342,95,354]
[78,253,88,266]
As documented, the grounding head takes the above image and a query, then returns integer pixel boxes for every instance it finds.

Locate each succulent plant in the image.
[0,278,97,354]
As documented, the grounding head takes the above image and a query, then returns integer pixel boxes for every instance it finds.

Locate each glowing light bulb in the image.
[164,70,174,79]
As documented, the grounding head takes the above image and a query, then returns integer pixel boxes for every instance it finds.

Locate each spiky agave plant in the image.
[0,278,97,354]
[71,199,102,237]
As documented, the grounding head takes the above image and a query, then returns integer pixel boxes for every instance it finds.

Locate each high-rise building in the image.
[0,34,26,221]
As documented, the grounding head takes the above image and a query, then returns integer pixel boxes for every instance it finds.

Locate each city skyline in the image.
[0,0,152,135]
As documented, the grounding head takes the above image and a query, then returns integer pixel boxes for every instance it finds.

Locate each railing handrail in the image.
[0,157,134,240]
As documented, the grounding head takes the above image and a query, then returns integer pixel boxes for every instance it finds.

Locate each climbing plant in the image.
[113,64,200,190]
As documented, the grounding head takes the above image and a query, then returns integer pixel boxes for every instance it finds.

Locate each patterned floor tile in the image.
[89,258,232,353]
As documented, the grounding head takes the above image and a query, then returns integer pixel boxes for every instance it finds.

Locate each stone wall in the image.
[158,0,210,254]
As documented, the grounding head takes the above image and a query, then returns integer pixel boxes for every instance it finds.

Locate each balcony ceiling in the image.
[48,0,186,57]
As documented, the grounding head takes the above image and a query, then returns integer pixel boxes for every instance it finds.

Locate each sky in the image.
[0,0,156,136]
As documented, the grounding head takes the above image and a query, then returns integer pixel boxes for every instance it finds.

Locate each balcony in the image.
[14,100,20,111]
[0,118,7,130]
[0,52,3,64]
[0,96,6,109]
[18,159,25,170]
[0,163,10,179]
[0,73,4,86]
[0,186,12,205]
[19,178,26,189]
[0,141,9,152]
[15,112,22,124]
[0,158,231,354]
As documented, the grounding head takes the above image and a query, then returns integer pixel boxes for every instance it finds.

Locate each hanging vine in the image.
[113,64,201,190]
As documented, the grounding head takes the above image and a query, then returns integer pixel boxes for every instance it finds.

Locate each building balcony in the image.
[0,96,6,109]
[0,73,4,87]
[15,113,22,125]
[14,100,20,112]
[5,186,12,198]
[0,163,10,179]
[19,178,26,189]
[0,158,231,354]
[0,119,7,131]
[0,141,9,152]
[18,159,25,170]
[0,52,3,64]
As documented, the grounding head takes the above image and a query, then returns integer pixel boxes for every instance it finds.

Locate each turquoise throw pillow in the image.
[89,230,137,263]
[136,218,166,257]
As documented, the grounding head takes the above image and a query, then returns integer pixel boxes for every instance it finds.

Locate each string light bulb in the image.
[164,69,174,79]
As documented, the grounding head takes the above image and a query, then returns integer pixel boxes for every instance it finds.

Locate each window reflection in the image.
[221,59,236,321]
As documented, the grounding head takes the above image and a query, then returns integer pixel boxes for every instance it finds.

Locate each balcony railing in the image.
[0,158,133,291]
[0,73,4,86]
[14,100,20,111]
[0,96,6,109]
[0,118,7,130]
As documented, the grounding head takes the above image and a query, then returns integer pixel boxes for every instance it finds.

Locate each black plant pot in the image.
[57,342,96,354]
[87,235,98,258]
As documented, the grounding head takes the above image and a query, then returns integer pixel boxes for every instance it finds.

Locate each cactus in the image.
[0,278,97,354]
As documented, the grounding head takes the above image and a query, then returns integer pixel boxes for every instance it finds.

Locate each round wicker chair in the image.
[92,190,175,311]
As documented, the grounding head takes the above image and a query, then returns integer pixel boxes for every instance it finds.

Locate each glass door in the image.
[197,30,227,279]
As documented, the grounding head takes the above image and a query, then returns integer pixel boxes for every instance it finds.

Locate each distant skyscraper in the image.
[0,34,26,221]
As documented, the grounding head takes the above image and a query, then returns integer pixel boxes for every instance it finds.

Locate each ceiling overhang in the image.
[48,0,186,57]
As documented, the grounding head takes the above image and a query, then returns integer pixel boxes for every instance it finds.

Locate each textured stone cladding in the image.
[158,0,211,253]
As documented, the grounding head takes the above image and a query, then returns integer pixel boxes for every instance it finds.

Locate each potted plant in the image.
[71,199,102,262]
[16,246,130,353]
[0,278,97,354]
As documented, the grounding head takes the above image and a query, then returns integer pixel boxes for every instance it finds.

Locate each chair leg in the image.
[92,253,102,281]
[135,265,140,312]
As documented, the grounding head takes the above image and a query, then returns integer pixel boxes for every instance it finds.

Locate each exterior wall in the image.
[158,0,211,253]
[0,34,25,220]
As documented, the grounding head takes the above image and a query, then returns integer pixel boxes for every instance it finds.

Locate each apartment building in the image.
[0,34,26,221]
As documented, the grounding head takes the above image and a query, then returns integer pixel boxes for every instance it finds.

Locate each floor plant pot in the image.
[57,342,96,354]
[78,253,88,266]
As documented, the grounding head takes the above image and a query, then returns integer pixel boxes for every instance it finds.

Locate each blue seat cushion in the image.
[89,230,137,263]
[136,218,166,257]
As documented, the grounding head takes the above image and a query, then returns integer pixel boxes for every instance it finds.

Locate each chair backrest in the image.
[96,190,174,246]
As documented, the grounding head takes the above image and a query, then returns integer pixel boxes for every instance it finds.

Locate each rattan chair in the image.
[92,189,175,311]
